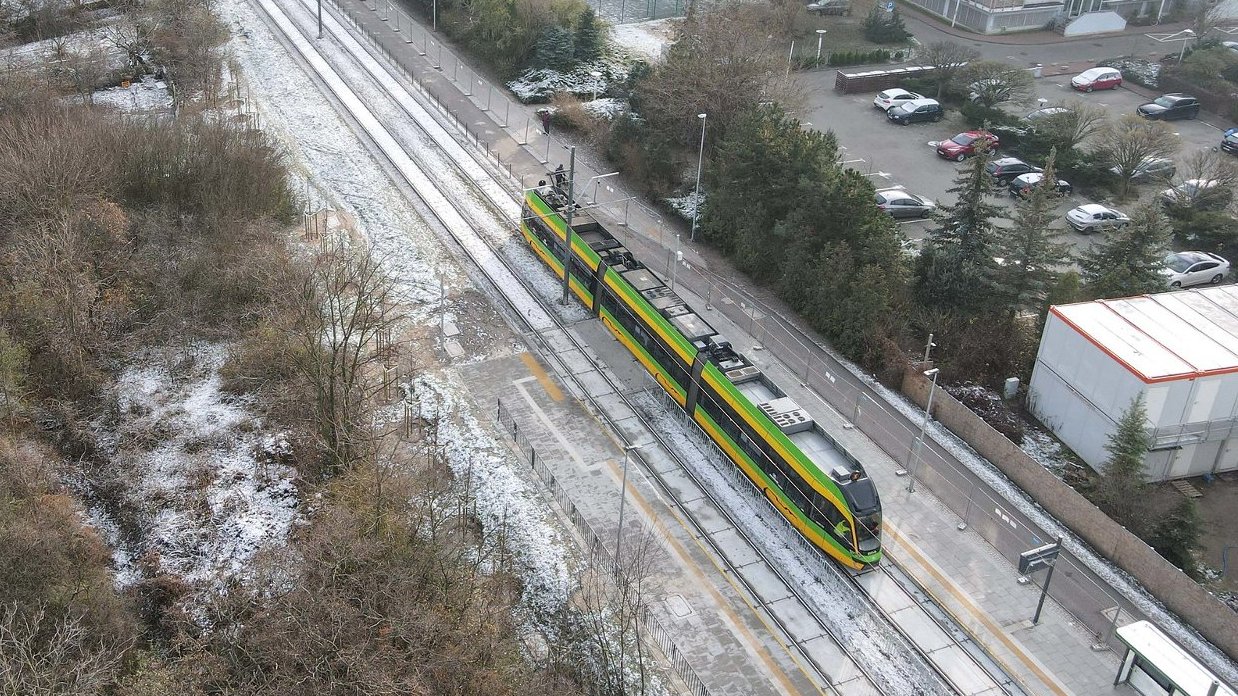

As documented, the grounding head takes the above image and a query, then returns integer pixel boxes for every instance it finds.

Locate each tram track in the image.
[245,1,1012,692]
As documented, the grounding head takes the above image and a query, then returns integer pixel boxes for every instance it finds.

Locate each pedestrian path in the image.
[320,2,1143,692]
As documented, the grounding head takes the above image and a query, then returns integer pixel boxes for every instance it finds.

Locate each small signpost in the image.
[885,1,895,9]
[1020,537,1064,625]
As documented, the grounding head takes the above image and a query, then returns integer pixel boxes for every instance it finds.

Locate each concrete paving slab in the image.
[855,570,917,614]
[888,604,953,652]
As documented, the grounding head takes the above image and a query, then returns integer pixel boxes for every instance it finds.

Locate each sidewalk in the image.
[320,2,1142,692]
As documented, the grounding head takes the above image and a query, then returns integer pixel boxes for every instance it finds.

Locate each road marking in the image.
[519,351,564,401]
[882,523,1072,696]
[513,378,591,470]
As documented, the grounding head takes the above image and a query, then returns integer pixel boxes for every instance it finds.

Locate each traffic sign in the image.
[1019,542,1060,574]
[885,1,895,10]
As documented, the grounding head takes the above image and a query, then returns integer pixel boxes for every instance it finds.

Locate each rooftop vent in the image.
[758,397,814,435]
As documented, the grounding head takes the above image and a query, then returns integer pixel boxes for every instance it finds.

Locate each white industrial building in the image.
[1028,286,1238,482]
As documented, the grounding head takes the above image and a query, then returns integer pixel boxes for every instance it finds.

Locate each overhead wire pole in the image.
[317,0,323,37]
[561,146,576,305]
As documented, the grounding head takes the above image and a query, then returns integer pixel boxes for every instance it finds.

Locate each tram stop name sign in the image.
[1019,542,1060,575]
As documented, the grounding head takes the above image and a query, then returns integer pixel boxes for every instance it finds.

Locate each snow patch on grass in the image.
[91,74,174,113]
[84,345,299,601]
[609,18,678,63]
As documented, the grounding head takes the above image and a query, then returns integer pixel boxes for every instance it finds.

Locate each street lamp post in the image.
[616,444,645,563]
[906,368,940,493]
[1179,29,1194,64]
[815,29,827,63]
[587,171,620,205]
[317,0,323,37]
[690,113,706,242]
[561,146,576,305]
[589,70,602,101]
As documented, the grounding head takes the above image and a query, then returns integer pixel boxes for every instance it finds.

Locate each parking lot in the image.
[797,69,1234,254]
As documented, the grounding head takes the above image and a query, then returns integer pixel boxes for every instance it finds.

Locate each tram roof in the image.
[1116,621,1236,696]
[1050,285,1238,383]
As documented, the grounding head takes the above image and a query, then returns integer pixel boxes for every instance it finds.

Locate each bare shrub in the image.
[0,604,124,695]
[0,436,135,646]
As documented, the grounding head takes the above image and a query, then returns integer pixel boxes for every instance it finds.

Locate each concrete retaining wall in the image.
[902,367,1238,662]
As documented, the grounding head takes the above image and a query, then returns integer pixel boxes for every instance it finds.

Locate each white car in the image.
[1160,179,1228,208]
[1162,251,1230,288]
[1066,204,1130,234]
[873,88,923,111]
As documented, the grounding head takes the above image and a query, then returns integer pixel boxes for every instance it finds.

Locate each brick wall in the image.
[902,366,1238,662]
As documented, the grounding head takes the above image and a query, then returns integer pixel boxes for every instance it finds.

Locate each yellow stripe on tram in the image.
[602,272,694,366]
[701,366,848,514]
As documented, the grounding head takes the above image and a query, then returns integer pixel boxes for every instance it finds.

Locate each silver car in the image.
[1110,157,1176,183]
[875,189,935,218]
[1162,251,1230,288]
[1066,204,1130,234]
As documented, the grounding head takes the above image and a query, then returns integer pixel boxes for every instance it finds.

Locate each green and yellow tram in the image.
[519,180,882,569]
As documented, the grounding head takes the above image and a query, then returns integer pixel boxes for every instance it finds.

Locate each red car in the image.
[936,130,999,162]
[1071,67,1122,92]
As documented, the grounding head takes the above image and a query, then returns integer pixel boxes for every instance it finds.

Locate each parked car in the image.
[936,130,999,161]
[1025,106,1072,122]
[1066,204,1130,234]
[1162,251,1230,288]
[1008,172,1072,198]
[873,88,923,111]
[1221,127,1238,154]
[886,98,943,125]
[806,0,851,14]
[875,189,935,218]
[1136,94,1200,121]
[985,157,1041,184]
[1160,179,1230,209]
[1071,67,1122,92]
[1108,156,1176,183]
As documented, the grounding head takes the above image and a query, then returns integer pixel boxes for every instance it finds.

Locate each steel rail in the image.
[249,2,983,692]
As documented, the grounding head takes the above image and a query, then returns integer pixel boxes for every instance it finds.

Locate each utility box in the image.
[1027,286,1238,482]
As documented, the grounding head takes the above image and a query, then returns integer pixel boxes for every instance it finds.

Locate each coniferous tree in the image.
[533,26,575,70]
[703,104,907,362]
[1090,394,1151,528]
[1147,497,1203,576]
[915,142,1001,315]
[1079,204,1171,299]
[574,7,603,62]
[990,150,1073,320]
[862,6,910,43]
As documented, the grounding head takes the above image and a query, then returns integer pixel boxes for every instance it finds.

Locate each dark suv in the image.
[1136,94,1200,121]
[985,157,1041,184]
[1222,128,1238,154]
[886,99,943,125]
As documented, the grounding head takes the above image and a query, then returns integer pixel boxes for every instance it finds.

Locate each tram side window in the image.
[807,492,844,532]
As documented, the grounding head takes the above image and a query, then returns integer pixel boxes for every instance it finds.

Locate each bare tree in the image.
[1033,101,1108,151]
[1097,115,1179,199]
[921,41,979,100]
[636,4,801,146]
[1188,0,1224,45]
[959,60,1035,108]
[292,247,399,472]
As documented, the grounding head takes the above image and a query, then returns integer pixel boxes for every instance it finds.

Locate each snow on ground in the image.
[91,74,174,112]
[663,190,701,223]
[85,345,299,597]
[609,18,677,63]
[505,21,658,104]
[400,373,573,618]
[1,25,125,69]
[216,0,581,622]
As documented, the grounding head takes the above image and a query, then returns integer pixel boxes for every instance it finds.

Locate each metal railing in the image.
[495,398,711,696]
[323,0,1143,659]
